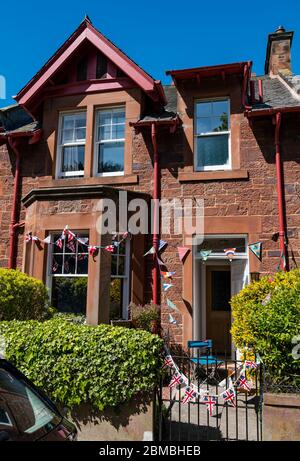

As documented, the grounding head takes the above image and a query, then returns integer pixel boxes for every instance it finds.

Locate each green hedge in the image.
[231,269,300,382]
[0,318,163,410]
[0,269,51,321]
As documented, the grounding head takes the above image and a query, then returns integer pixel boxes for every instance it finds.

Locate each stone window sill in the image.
[39,174,139,188]
[178,170,249,182]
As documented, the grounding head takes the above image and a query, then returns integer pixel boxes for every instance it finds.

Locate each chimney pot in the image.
[275,26,286,34]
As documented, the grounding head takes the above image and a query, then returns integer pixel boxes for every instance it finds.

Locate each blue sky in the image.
[1,0,300,106]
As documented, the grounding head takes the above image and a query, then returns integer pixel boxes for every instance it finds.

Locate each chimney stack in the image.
[265,26,294,76]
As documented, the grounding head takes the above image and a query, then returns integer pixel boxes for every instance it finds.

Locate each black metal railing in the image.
[154,348,264,442]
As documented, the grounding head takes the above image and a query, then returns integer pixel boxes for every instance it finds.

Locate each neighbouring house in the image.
[0,20,300,354]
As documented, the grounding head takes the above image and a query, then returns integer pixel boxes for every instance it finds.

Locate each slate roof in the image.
[0,104,39,134]
[135,85,177,123]
[251,75,300,112]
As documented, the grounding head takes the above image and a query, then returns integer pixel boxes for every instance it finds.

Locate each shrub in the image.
[231,269,300,383]
[0,318,163,410]
[130,302,160,332]
[0,269,52,321]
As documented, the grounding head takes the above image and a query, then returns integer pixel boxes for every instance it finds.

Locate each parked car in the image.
[0,356,77,441]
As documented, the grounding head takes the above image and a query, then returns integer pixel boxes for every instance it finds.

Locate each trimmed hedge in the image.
[0,269,51,321]
[231,269,300,381]
[0,318,163,410]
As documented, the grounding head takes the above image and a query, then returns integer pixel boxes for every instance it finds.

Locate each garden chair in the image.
[187,340,224,386]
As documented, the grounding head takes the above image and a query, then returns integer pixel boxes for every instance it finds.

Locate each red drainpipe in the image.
[151,122,160,305]
[274,111,288,271]
[8,138,22,269]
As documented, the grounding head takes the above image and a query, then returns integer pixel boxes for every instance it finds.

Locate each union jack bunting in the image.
[244,360,257,370]
[169,372,184,388]
[25,233,32,243]
[105,245,115,253]
[182,386,198,404]
[89,246,98,257]
[67,241,76,253]
[67,230,76,242]
[162,355,174,369]
[221,388,236,407]
[236,374,253,392]
[55,238,63,249]
[202,395,218,416]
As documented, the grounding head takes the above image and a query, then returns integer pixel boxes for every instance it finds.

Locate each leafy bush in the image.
[130,302,160,332]
[0,318,163,410]
[0,269,52,321]
[231,269,300,383]
[53,312,86,324]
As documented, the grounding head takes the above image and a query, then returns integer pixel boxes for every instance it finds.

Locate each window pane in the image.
[77,255,88,274]
[197,237,246,253]
[196,134,229,168]
[111,256,117,276]
[51,277,87,314]
[112,110,125,124]
[99,125,111,141]
[98,142,124,173]
[109,278,122,320]
[212,100,229,116]
[62,117,75,130]
[63,255,76,275]
[211,115,228,132]
[118,256,125,275]
[196,117,211,134]
[51,255,63,274]
[61,129,74,143]
[196,102,211,117]
[62,145,85,172]
[112,124,125,139]
[75,116,86,128]
[75,127,86,141]
[99,111,111,125]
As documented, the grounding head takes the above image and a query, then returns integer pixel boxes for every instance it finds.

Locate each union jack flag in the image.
[245,360,257,370]
[169,372,184,388]
[202,395,218,416]
[162,355,174,369]
[236,374,253,392]
[67,241,76,253]
[221,388,236,407]
[182,386,198,404]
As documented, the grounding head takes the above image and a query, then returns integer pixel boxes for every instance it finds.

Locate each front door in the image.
[206,265,231,354]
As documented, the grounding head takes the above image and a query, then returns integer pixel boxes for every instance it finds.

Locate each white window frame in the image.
[194,98,231,172]
[46,231,89,309]
[94,106,125,177]
[110,236,131,319]
[56,111,86,179]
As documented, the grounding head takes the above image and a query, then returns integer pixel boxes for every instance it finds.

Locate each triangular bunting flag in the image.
[177,246,190,262]
[200,250,212,261]
[158,240,167,252]
[166,298,179,312]
[168,313,177,325]
[163,283,173,292]
[42,235,51,244]
[144,246,155,257]
[248,242,262,261]
[156,255,165,266]
[161,271,176,279]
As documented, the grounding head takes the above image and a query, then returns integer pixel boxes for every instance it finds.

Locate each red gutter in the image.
[151,123,159,305]
[0,129,42,269]
[8,138,22,269]
[274,112,288,270]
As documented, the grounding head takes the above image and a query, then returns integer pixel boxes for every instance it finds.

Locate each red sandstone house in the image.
[0,19,300,354]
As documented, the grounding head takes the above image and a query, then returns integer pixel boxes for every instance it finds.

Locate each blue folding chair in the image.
[188,340,224,385]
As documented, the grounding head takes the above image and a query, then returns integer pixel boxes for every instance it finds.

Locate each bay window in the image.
[47,232,89,314]
[195,99,230,171]
[56,112,86,178]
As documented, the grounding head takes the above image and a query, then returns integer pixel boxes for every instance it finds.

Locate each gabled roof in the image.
[15,17,165,107]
